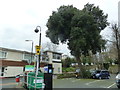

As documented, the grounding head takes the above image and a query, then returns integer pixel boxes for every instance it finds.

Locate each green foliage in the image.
[81,55,93,65]
[62,67,75,72]
[62,57,76,67]
[57,73,76,79]
[83,70,91,78]
[103,63,109,70]
[46,5,78,44]
[46,3,108,56]
[46,3,109,78]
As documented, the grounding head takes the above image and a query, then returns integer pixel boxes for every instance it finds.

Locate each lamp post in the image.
[34,26,41,71]
[25,40,34,64]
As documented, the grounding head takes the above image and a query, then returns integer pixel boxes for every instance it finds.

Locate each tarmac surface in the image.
[0,74,119,89]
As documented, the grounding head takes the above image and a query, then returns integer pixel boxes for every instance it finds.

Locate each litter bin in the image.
[27,72,45,89]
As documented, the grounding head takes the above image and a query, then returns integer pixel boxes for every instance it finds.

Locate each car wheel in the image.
[99,76,102,80]
[92,76,95,79]
[107,76,110,79]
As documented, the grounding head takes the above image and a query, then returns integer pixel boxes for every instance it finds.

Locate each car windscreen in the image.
[96,71,101,73]
[101,71,109,74]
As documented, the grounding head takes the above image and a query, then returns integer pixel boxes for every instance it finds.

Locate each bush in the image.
[57,73,76,79]
[76,70,92,79]
[83,70,91,78]
[62,67,75,72]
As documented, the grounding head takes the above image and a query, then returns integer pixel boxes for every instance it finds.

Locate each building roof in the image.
[43,50,62,55]
[0,47,34,54]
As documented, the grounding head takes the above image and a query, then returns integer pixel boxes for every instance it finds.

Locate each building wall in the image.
[53,63,62,74]
[47,52,53,63]
[44,51,62,74]
[3,66,23,77]
[5,51,23,61]
[0,48,33,77]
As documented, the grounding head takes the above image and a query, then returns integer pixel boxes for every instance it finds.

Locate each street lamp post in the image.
[34,26,41,71]
[25,40,34,64]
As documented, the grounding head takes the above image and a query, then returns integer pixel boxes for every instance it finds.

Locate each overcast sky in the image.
[0,0,119,56]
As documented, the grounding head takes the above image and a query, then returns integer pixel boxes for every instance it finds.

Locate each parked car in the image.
[116,72,120,88]
[91,70,110,79]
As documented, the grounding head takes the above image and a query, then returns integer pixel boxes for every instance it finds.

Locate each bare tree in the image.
[42,42,59,52]
[110,23,120,72]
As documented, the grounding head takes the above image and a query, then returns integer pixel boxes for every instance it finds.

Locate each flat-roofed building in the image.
[0,47,62,77]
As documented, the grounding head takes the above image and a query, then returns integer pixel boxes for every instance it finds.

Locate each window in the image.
[0,51,7,59]
[23,53,34,62]
[53,53,61,59]
[42,55,49,61]
[58,67,60,73]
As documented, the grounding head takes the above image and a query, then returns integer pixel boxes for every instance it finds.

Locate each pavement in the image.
[1,77,26,89]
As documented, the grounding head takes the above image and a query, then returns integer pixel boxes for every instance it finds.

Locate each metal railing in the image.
[19,72,45,90]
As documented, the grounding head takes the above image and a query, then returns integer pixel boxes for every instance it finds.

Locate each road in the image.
[0,77,18,89]
[53,74,118,89]
[0,74,118,89]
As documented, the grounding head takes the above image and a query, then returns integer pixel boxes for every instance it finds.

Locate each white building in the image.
[0,47,62,77]
[0,47,35,77]
[42,51,62,74]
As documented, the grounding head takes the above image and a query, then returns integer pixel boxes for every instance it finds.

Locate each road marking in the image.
[0,83,17,86]
[107,83,116,88]
[72,79,81,82]
[85,80,102,85]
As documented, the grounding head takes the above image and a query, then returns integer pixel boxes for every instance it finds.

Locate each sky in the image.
[0,0,120,56]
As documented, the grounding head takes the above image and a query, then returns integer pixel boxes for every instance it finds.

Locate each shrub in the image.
[62,67,75,72]
[57,73,76,79]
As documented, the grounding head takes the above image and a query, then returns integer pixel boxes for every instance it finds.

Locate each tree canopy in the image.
[46,3,108,57]
[46,3,109,78]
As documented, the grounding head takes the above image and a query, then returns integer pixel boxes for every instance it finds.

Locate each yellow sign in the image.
[35,45,40,55]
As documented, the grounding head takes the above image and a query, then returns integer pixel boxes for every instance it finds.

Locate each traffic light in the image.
[35,45,40,55]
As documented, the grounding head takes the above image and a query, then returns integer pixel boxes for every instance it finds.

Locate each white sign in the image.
[33,79,43,83]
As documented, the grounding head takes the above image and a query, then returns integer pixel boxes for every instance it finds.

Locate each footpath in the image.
[1,77,26,90]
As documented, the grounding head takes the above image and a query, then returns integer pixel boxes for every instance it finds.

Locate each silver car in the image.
[116,72,120,88]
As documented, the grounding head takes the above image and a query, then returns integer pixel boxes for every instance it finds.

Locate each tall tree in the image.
[110,23,120,72]
[46,3,108,78]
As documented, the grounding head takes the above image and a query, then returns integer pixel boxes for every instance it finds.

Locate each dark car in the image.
[116,72,120,88]
[91,70,110,79]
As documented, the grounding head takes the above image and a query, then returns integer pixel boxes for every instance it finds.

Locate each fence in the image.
[20,72,45,90]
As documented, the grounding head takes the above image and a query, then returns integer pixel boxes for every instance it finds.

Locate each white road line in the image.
[107,83,116,88]
[85,80,101,85]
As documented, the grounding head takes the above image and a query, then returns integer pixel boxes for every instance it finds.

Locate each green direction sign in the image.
[25,65,34,71]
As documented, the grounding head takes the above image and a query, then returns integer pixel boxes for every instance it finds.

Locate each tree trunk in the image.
[76,55,84,78]
[118,34,120,72]
[118,49,120,72]
[114,26,120,72]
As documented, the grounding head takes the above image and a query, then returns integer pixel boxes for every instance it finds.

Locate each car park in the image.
[116,72,120,88]
[91,70,110,79]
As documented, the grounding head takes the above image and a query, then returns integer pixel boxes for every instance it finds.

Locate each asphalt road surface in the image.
[0,74,119,89]
[1,77,18,88]
[53,74,118,89]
